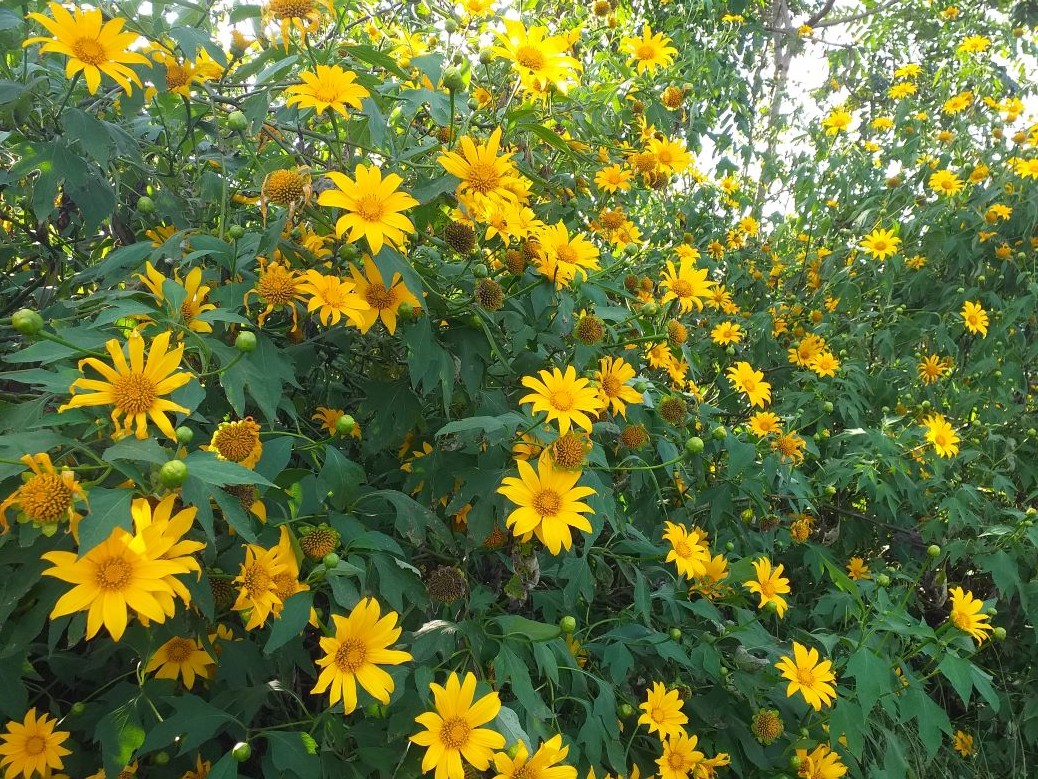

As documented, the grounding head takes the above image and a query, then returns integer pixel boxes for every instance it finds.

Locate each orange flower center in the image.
[555,244,578,265]
[23,735,47,757]
[466,161,502,194]
[532,488,561,517]
[796,667,816,687]
[242,563,272,594]
[600,375,621,397]
[166,63,192,90]
[674,540,693,558]
[258,266,298,304]
[354,193,386,222]
[549,389,574,411]
[72,37,107,65]
[213,422,259,463]
[651,706,667,723]
[19,473,73,523]
[164,637,197,663]
[365,282,395,310]
[439,716,471,749]
[670,279,693,297]
[515,45,546,71]
[112,371,157,415]
[269,0,315,20]
[636,43,658,61]
[96,556,133,591]
[334,638,368,672]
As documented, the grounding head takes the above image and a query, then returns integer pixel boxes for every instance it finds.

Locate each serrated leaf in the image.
[78,489,134,554]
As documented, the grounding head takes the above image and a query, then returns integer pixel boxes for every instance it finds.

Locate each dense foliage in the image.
[1,0,1038,778]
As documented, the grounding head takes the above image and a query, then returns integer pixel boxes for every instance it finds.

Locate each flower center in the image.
[674,540,693,558]
[164,637,196,663]
[180,299,198,324]
[670,279,693,297]
[651,706,667,723]
[555,245,578,265]
[243,563,272,593]
[439,716,471,749]
[515,45,546,71]
[96,556,133,591]
[466,161,502,194]
[334,638,368,673]
[600,375,621,397]
[796,667,816,687]
[532,488,561,517]
[951,610,971,631]
[23,735,47,757]
[20,474,73,523]
[166,63,191,90]
[259,268,298,304]
[112,372,157,415]
[600,210,625,229]
[213,423,259,463]
[636,43,658,61]
[549,389,574,411]
[365,282,395,310]
[355,193,386,222]
[269,0,315,19]
[741,376,758,392]
[73,37,107,65]
[667,751,690,771]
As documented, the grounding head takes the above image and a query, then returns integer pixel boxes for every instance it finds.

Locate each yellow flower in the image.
[887,82,917,99]
[594,357,644,416]
[621,24,678,74]
[245,258,304,328]
[748,411,782,437]
[960,300,989,336]
[893,63,921,79]
[0,708,71,779]
[497,454,596,554]
[917,354,950,384]
[795,744,847,779]
[860,227,901,260]
[493,19,581,98]
[726,362,771,408]
[808,351,840,377]
[847,557,871,581]
[942,90,973,114]
[206,417,263,468]
[24,3,151,95]
[410,671,506,779]
[348,256,422,334]
[532,222,601,288]
[710,321,743,345]
[491,734,576,779]
[821,108,852,135]
[662,521,709,579]
[145,636,215,689]
[298,270,370,327]
[638,682,688,740]
[743,557,790,617]
[871,116,894,131]
[41,495,203,640]
[58,330,192,441]
[949,586,992,644]
[771,431,806,464]
[319,165,418,255]
[775,642,837,710]
[312,597,413,713]
[1011,157,1038,180]
[657,732,704,779]
[928,169,964,196]
[232,527,297,630]
[0,452,87,539]
[660,258,715,314]
[647,136,692,174]
[957,35,990,54]
[137,261,217,333]
[264,0,333,49]
[922,413,960,458]
[438,128,526,213]
[952,730,974,757]
[520,365,601,435]
[285,65,369,117]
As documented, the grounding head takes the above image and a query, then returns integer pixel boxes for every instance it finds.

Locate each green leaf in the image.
[317,447,365,511]
[140,695,236,755]
[78,489,134,554]
[492,615,562,642]
[266,730,320,777]
[265,592,314,654]
[96,702,145,777]
[182,451,275,487]
[102,438,170,465]
[938,651,973,706]
[62,108,115,166]
[494,706,532,753]
[846,647,889,718]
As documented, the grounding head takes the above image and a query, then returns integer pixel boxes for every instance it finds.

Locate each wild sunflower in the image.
[659,258,715,314]
[662,521,709,579]
[137,262,217,334]
[637,682,688,740]
[647,136,692,175]
[491,733,575,779]
[520,365,601,435]
[244,258,304,328]
[497,454,596,555]
[656,732,704,779]
[532,222,601,289]
[710,321,743,345]
[949,586,992,644]
[795,744,847,779]
[493,19,580,98]
[0,452,87,538]
[748,411,782,437]
[128,495,204,619]
[859,227,900,261]
[347,256,422,334]
[846,557,871,581]
[58,330,192,441]
[24,3,151,95]
[743,557,791,617]
[312,597,412,713]
[438,128,526,214]
[595,164,633,193]
[820,108,852,134]
[929,169,964,196]
[232,528,296,630]
[144,636,215,689]
[594,357,643,417]
[620,24,678,74]
[922,413,960,458]
[298,270,370,327]
[206,418,263,469]
[788,334,826,367]
[775,642,837,711]
[318,165,418,255]
[0,708,71,779]
[264,0,333,49]
[285,64,370,117]
[726,362,772,408]
[772,431,807,464]
[952,730,974,757]
[808,351,840,378]
[960,300,989,336]
[410,671,505,779]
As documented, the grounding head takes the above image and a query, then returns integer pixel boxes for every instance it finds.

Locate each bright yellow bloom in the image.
[595,164,633,193]
[894,63,921,79]
[491,734,576,779]
[660,259,715,314]
[960,300,989,336]
[847,557,871,580]
[348,256,422,334]
[0,708,71,779]
[726,362,772,408]
[594,357,643,416]
[957,35,990,54]
[888,82,917,99]
[788,334,826,367]
[0,452,87,539]
[748,411,782,437]
[497,454,596,554]
[949,586,992,644]
[1010,157,1038,180]
[264,0,333,49]
[438,128,525,213]
[638,682,688,740]
[145,636,215,689]
[663,521,709,579]
[772,431,807,464]
[520,366,600,435]
[795,744,847,779]
[298,270,370,327]
[245,258,304,328]
[138,261,218,334]
[285,65,369,117]
[710,321,743,345]
[312,597,412,713]
[647,136,692,175]
[657,732,704,779]
[206,417,263,468]
[821,108,852,135]
[621,24,678,74]
[775,642,837,710]
[493,19,580,98]
[953,730,974,757]
[808,351,840,377]
[232,527,298,630]
[24,3,151,95]
[319,165,418,255]
[411,671,506,779]
[917,354,950,384]
[942,90,973,114]
[743,557,790,617]
[58,330,192,441]
[532,222,601,288]
[928,169,964,196]
[860,227,901,260]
